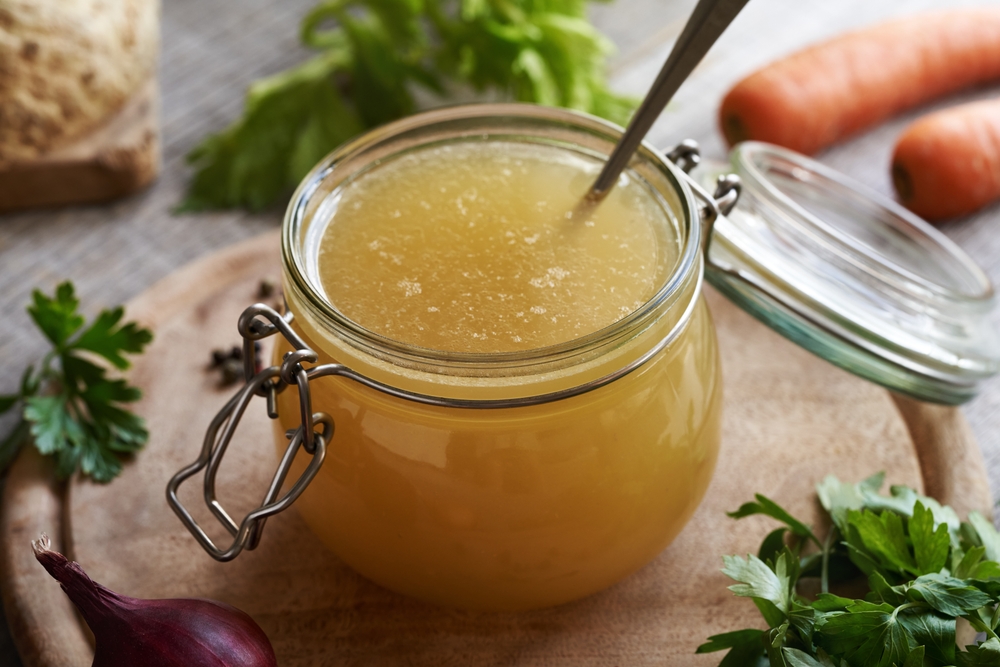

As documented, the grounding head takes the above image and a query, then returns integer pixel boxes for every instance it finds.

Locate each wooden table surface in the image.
[1,0,999,663]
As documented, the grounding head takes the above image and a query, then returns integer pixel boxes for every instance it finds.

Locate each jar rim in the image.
[700,141,1000,405]
[281,103,703,374]
[734,141,993,302]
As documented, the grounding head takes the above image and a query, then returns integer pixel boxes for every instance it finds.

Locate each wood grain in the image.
[891,396,993,521]
[1,1,999,665]
[0,449,91,667]
[0,80,160,213]
[0,230,982,667]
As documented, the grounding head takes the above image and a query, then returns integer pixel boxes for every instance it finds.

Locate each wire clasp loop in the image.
[166,305,331,562]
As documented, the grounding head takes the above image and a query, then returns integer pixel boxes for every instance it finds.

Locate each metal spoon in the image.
[588,0,751,200]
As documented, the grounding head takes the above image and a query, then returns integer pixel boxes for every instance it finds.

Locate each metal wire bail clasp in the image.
[166,304,332,562]
[664,139,742,264]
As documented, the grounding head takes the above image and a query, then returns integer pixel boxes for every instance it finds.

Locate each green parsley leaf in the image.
[910,501,950,575]
[812,593,855,612]
[697,629,769,666]
[969,577,1000,602]
[753,598,788,630]
[867,572,905,606]
[724,643,769,667]
[0,283,152,482]
[817,473,962,542]
[895,610,955,666]
[181,0,636,211]
[20,365,39,397]
[723,552,793,615]
[847,509,918,578]
[75,434,127,483]
[0,394,17,415]
[706,475,1000,667]
[817,472,884,529]
[729,494,821,547]
[957,636,1000,667]
[787,601,820,647]
[27,282,84,348]
[63,355,109,392]
[760,527,791,565]
[81,378,142,406]
[954,545,988,579]
[25,395,87,456]
[956,546,1000,581]
[903,573,992,617]
[697,628,765,653]
[901,645,924,667]
[72,307,153,370]
[782,646,836,667]
[815,600,915,667]
[767,621,792,665]
[967,512,1000,563]
[182,49,360,212]
[842,522,887,580]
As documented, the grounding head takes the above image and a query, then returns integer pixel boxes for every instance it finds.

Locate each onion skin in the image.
[32,535,277,667]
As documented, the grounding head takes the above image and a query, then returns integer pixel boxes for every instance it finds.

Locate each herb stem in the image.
[968,614,1000,642]
[39,350,57,380]
[890,601,927,621]
[820,527,836,595]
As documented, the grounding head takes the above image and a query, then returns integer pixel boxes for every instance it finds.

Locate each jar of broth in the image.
[271,108,723,611]
[167,104,1000,611]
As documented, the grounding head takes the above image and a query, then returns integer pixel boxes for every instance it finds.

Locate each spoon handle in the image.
[589,0,751,198]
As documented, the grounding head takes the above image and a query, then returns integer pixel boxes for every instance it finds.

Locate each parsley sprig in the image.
[180,0,636,212]
[701,474,1000,667]
[0,282,153,482]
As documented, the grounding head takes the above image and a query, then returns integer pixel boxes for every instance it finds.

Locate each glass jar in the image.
[167,103,1000,613]
[699,141,1000,405]
[273,105,721,611]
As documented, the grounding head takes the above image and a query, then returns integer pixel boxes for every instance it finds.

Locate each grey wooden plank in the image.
[3,0,1000,663]
[0,0,316,660]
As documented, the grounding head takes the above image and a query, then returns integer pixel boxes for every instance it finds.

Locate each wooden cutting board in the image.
[1,230,991,667]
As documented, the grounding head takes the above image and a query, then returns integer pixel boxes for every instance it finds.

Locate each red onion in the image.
[32,535,277,667]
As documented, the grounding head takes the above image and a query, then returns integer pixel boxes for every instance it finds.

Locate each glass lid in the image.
[696,141,1000,405]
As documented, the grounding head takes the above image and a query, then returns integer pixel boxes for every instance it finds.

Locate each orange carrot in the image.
[720,9,1000,155]
[891,98,1000,222]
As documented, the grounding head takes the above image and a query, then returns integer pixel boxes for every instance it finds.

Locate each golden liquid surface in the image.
[279,137,721,610]
[317,141,680,352]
